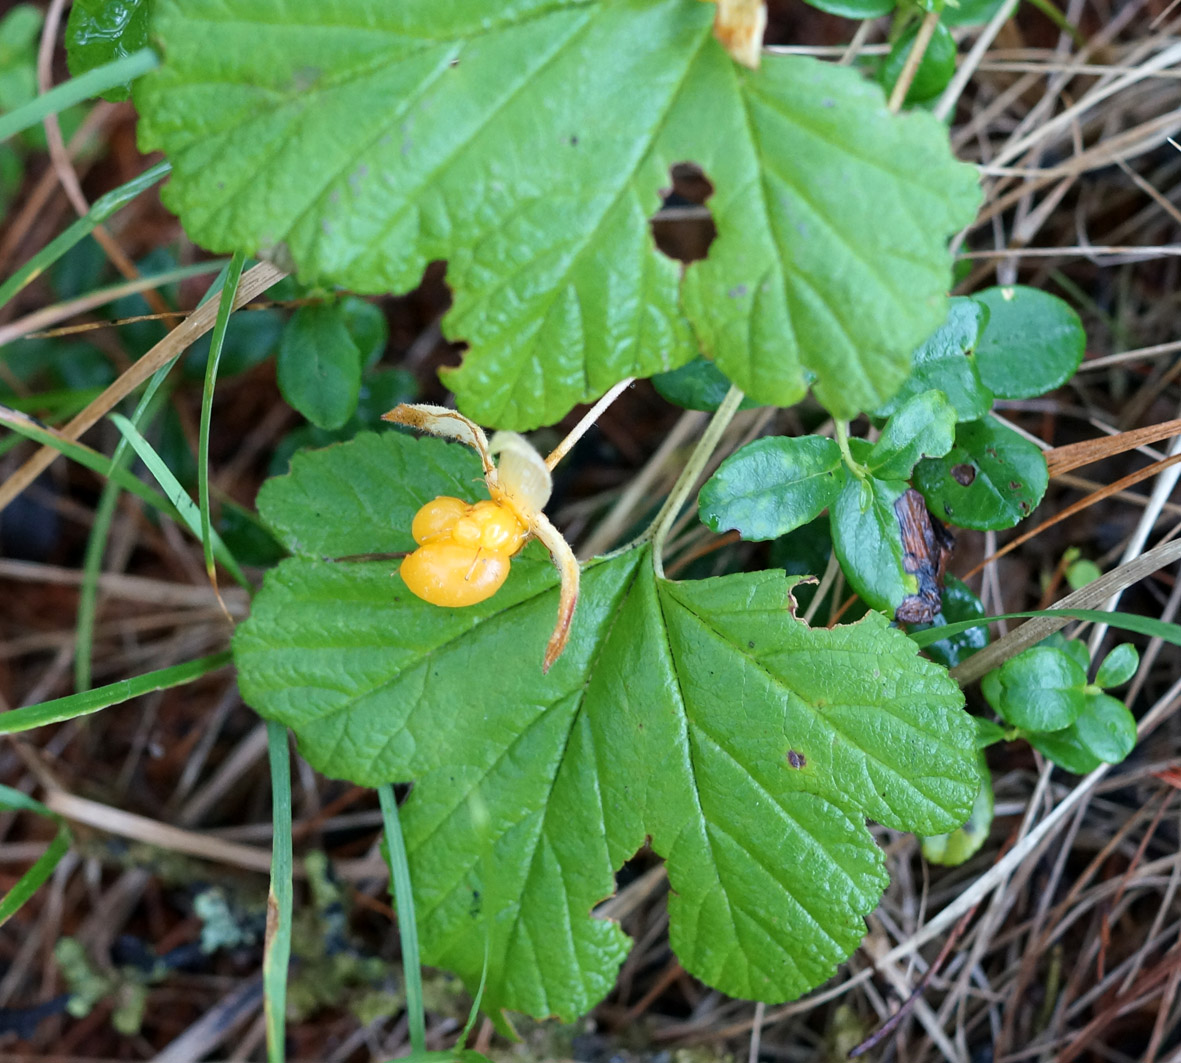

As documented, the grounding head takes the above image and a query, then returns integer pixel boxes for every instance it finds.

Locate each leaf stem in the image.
[649,384,746,579]
[545,377,634,470]
[834,420,868,479]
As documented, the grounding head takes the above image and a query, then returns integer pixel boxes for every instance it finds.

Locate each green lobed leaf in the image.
[830,473,914,616]
[135,0,979,430]
[866,389,956,480]
[913,415,1048,530]
[873,297,993,423]
[65,0,153,103]
[234,432,977,1017]
[878,20,957,106]
[1095,642,1139,689]
[1073,691,1137,765]
[277,304,364,430]
[980,645,1087,733]
[698,435,845,541]
[972,286,1086,400]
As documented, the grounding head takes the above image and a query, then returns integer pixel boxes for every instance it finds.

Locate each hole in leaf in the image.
[650,162,716,264]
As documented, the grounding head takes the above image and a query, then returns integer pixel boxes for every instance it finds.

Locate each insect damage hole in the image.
[649,162,717,264]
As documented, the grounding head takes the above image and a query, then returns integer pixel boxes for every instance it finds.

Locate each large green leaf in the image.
[234,432,977,1019]
[136,0,979,429]
[65,0,153,102]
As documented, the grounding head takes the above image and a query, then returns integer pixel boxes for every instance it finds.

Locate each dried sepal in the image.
[530,511,580,673]
[382,403,495,479]
[703,0,766,69]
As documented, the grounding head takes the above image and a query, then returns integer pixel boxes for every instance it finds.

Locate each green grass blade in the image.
[0,405,182,519]
[0,162,170,308]
[76,367,174,692]
[264,721,294,1063]
[199,252,247,585]
[909,608,1181,649]
[108,413,251,591]
[378,783,427,1056]
[0,48,158,143]
[0,828,70,927]
[0,651,231,734]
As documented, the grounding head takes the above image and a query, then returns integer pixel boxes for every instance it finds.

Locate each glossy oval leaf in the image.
[801,0,895,16]
[981,644,1087,733]
[699,435,845,540]
[1095,642,1139,689]
[972,286,1086,399]
[651,356,759,412]
[136,0,979,429]
[830,474,915,616]
[1074,691,1137,764]
[1027,727,1102,776]
[913,415,1048,530]
[874,297,993,423]
[867,389,956,480]
[878,20,957,106]
[234,431,977,1018]
[277,304,363,430]
[65,0,152,102]
[912,574,989,669]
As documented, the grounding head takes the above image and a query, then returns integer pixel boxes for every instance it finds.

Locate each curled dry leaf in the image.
[381,403,580,671]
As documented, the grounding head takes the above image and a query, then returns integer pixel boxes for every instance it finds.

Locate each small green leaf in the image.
[867,390,956,480]
[65,0,152,103]
[981,645,1087,732]
[913,415,1048,530]
[874,297,993,423]
[1027,727,1101,776]
[0,6,41,114]
[830,474,914,616]
[974,717,1006,749]
[1074,691,1137,765]
[921,753,992,867]
[878,21,958,106]
[277,304,363,430]
[913,575,989,668]
[699,435,845,540]
[972,286,1086,399]
[801,0,895,17]
[941,0,1008,25]
[651,356,757,413]
[339,296,388,370]
[1095,642,1139,689]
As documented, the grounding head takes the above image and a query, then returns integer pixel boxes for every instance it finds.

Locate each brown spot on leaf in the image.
[787,750,806,769]
[951,463,976,486]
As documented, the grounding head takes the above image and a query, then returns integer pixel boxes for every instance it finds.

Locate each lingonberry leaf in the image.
[909,574,989,669]
[913,415,1048,530]
[801,0,895,17]
[1095,642,1139,689]
[698,435,845,540]
[873,297,993,423]
[652,356,759,413]
[866,389,956,480]
[136,0,978,429]
[878,20,957,105]
[65,0,152,102]
[234,432,977,1019]
[972,286,1086,400]
[1073,691,1137,765]
[1027,727,1102,776]
[981,645,1087,733]
[277,304,365,430]
[829,474,914,616]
